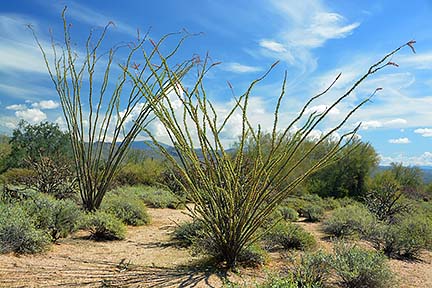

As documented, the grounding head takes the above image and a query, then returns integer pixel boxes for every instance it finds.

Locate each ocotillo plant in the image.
[31,8,195,211]
[129,41,415,268]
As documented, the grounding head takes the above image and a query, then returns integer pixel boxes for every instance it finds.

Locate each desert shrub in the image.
[0,168,36,187]
[263,222,316,251]
[255,251,331,288]
[114,159,165,187]
[0,204,51,253]
[27,156,77,200]
[23,193,81,242]
[366,214,432,258]
[1,159,76,201]
[289,251,332,288]
[255,276,298,288]
[332,242,393,288]
[0,185,38,203]
[160,167,186,197]
[237,244,268,267]
[364,171,411,222]
[135,186,184,209]
[278,206,299,222]
[323,204,375,238]
[337,197,359,207]
[81,211,126,240]
[172,220,205,247]
[283,197,309,214]
[321,197,341,210]
[101,191,150,226]
[301,204,324,222]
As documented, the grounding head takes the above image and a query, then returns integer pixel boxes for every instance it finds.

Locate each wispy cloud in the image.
[258,0,360,72]
[388,137,410,144]
[42,1,137,37]
[6,104,26,111]
[259,40,287,53]
[221,62,263,73]
[398,52,432,70]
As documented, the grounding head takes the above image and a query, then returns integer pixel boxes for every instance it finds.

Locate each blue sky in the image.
[1,0,432,166]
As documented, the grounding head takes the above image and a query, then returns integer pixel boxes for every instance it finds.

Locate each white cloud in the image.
[359,118,407,130]
[31,100,59,110]
[305,104,340,116]
[6,104,26,111]
[385,118,408,126]
[388,137,410,144]
[259,40,287,53]
[380,152,432,166]
[360,120,382,130]
[15,108,47,123]
[414,128,432,137]
[221,62,263,73]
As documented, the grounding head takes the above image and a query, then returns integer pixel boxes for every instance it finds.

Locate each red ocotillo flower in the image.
[387,61,399,67]
[407,40,416,53]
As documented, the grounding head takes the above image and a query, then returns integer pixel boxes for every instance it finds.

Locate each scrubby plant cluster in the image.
[248,243,393,288]
[0,191,80,253]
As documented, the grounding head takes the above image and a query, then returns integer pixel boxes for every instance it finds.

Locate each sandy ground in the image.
[0,207,226,287]
[0,208,431,287]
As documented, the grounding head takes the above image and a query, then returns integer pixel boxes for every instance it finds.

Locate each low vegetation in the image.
[323,204,375,238]
[263,222,316,251]
[101,191,150,226]
[80,211,126,241]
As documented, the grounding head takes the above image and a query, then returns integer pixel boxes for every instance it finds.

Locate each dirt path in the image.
[0,208,233,287]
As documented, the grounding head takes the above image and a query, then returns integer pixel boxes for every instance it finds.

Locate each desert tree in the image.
[30,8,195,211]
[129,40,415,268]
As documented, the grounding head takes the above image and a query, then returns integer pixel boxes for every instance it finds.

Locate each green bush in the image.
[289,251,332,288]
[301,204,324,222]
[263,222,316,251]
[278,206,299,222]
[366,214,432,258]
[0,205,51,253]
[0,168,35,187]
[81,211,126,240]
[101,191,150,226]
[332,242,393,288]
[258,251,331,288]
[114,159,165,187]
[321,197,341,210]
[337,197,358,207]
[364,171,411,222]
[323,204,375,238]
[23,193,81,242]
[237,244,268,267]
[172,220,205,247]
[160,167,186,197]
[135,186,184,209]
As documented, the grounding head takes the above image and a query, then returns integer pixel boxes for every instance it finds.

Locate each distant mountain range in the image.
[127,141,432,184]
[376,165,432,184]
